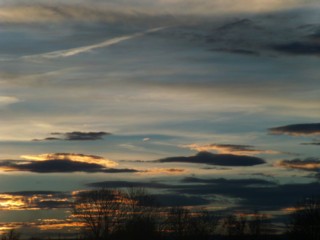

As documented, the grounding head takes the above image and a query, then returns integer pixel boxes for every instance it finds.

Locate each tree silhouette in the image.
[163,206,220,240]
[287,197,320,240]
[1,229,20,240]
[73,188,161,240]
[73,189,125,240]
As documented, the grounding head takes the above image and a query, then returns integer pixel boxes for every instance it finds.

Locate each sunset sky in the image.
[0,0,320,237]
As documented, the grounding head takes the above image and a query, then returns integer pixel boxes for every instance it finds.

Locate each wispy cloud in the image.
[33,131,111,141]
[21,153,118,167]
[0,154,137,173]
[276,158,320,171]
[0,96,20,107]
[138,168,186,175]
[157,151,265,166]
[181,143,279,156]
[21,26,169,60]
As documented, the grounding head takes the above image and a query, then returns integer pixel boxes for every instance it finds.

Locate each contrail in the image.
[21,26,169,60]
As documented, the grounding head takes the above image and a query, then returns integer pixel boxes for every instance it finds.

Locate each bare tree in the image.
[287,197,320,240]
[164,206,192,240]
[1,229,20,240]
[114,187,162,240]
[223,214,247,239]
[73,189,126,240]
[163,207,220,240]
[187,209,220,240]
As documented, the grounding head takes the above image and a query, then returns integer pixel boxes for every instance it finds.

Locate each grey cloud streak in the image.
[33,131,111,141]
[269,123,320,136]
[87,177,320,211]
[0,159,137,173]
[22,26,170,60]
[157,151,265,166]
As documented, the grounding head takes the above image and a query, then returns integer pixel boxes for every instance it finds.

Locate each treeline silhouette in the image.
[2,189,320,240]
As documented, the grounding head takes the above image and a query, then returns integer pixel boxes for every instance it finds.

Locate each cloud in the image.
[22,26,169,60]
[87,177,320,211]
[269,123,320,136]
[181,143,279,156]
[157,151,265,166]
[0,4,146,24]
[301,141,320,146]
[87,180,171,189]
[0,96,20,107]
[139,168,186,175]
[0,191,71,210]
[272,41,320,55]
[0,1,316,24]
[276,158,320,171]
[174,177,320,211]
[21,153,118,167]
[0,158,137,173]
[181,177,276,186]
[154,194,210,207]
[33,131,111,141]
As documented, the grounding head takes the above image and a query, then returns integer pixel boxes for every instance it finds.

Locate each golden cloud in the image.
[20,153,118,167]
[138,168,186,175]
[181,143,279,156]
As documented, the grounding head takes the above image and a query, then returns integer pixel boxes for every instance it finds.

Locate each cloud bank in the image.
[269,123,320,136]
[181,143,278,156]
[0,153,136,173]
[157,151,265,166]
[21,153,118,167]
[277,158,320,171]
[33,131,111,141]
[0,0,318,23]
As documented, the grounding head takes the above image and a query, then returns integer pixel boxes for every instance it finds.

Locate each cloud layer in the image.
[157,151,265,166]
[182,143,278,156]
[0,153,136,173]
[269,123,320,136]
[277,158,320,171]
[21,153,118,167]
[33,131,111,141]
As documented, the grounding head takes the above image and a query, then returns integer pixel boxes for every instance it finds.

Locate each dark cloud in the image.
[2,191,65,196]
[183,143,279,156]
[272,41,320,55]
[88,177,320,211]
[174,177,320,211]
[181,177,276,186]
[269,123,320,136]
[86,180,209,207]
[87,180,171,189]
[0,159,137,173]
[211,48,259,56]
[157,151,265,166]
[35,200,71,209]
[301,142,320,146]
[277,158,320,172]
[154,194,210,207]
[33,131,111,141]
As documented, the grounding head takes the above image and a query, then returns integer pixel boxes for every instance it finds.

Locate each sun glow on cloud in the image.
[139,168,186,175]
[181,144,279,156]
[0,194,25,210]
[20,153,118,167]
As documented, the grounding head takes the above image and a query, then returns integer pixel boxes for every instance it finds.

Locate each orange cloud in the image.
[139,168,186,175]
[181,143,279,156]
[20,153,118,167]
[276,159,320,171]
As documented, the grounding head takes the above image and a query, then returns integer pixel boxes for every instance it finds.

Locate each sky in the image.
[0,0,320,238]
